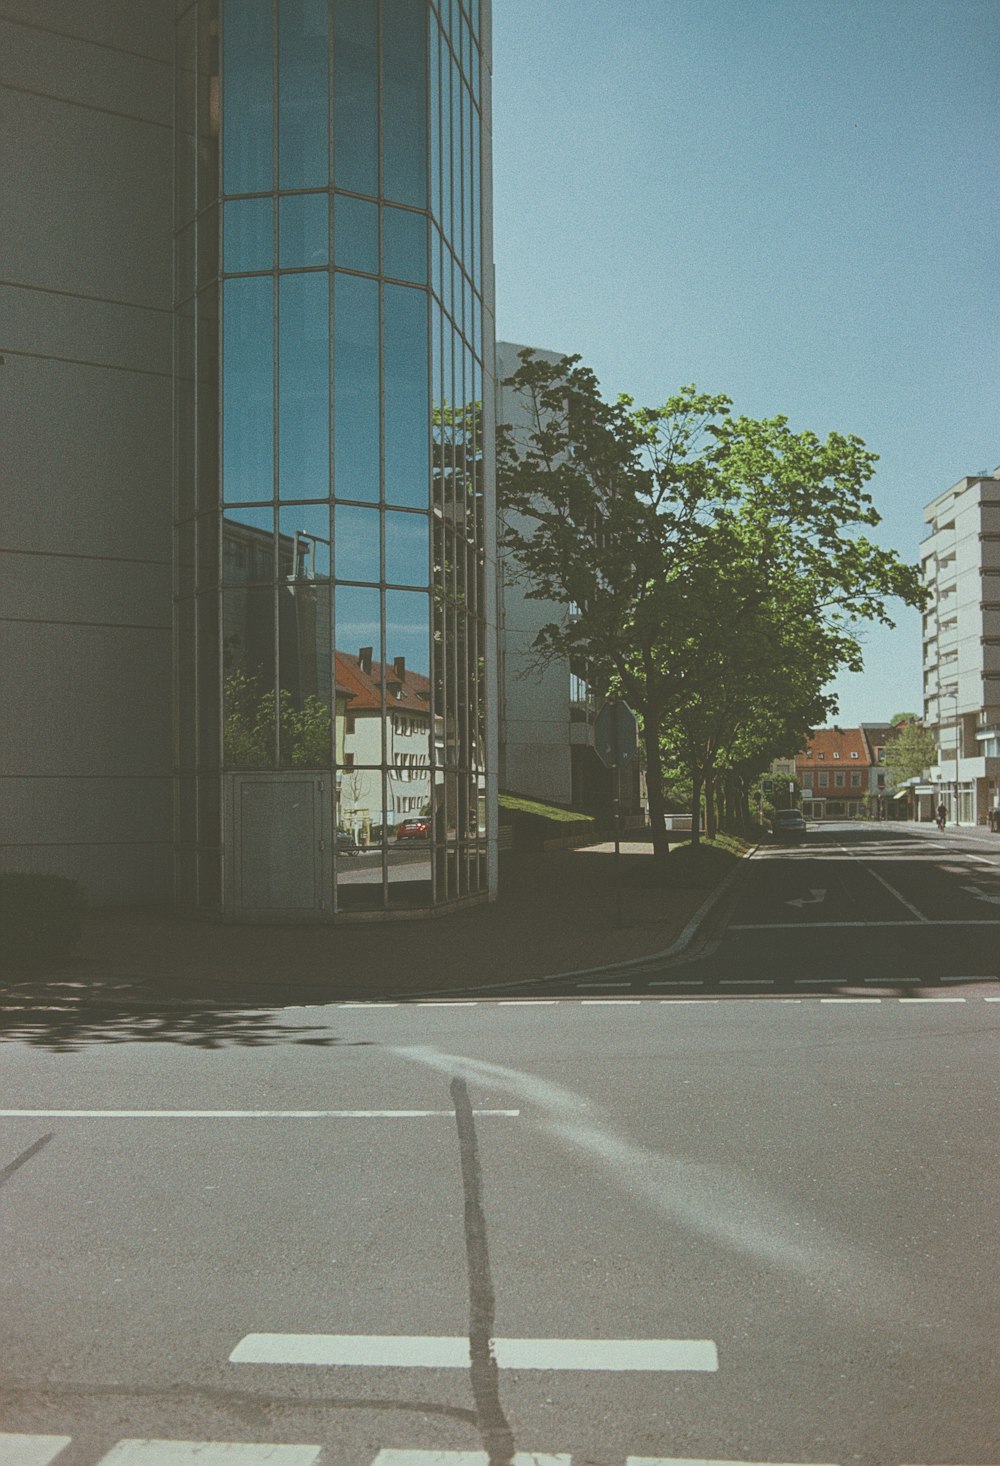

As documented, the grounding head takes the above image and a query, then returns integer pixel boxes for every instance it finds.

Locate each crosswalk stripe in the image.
[0,1435,72,1466]
[372,1453,570,1465]
[230,1334,718,1371]
[96,1444,322,1466]
[626,1459,843,1465]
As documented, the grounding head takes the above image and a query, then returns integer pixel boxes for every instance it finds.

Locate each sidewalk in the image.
[2,841,725,1008]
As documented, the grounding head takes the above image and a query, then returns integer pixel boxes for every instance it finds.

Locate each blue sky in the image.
[490,0,999,725]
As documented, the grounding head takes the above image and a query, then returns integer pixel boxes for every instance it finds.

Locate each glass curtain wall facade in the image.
[174,0,494,917]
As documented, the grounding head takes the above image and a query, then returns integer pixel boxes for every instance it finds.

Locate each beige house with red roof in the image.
[335,649,437,843]
[797,726,872,819]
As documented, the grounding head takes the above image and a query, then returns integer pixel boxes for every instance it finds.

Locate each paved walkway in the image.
[2,842,719,1008]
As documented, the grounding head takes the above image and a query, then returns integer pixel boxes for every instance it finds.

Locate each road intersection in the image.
[2,824,998,1465]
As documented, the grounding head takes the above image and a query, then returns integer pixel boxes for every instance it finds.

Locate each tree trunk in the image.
[643,714,670,859]
[704,767,717,840]
[689,769,703,847]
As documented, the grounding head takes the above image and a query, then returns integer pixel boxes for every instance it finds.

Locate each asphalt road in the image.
[2,823,999,1466]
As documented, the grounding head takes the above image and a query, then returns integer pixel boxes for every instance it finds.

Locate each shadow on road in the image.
[0,976,347,1053]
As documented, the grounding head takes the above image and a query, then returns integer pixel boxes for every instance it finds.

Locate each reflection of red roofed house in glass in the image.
[797,726,872,820]
[335,649,435,844]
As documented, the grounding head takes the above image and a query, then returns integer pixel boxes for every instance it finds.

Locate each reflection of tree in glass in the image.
[223,669,331,769]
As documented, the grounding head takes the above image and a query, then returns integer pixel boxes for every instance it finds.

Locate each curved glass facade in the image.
[174,0,495,917]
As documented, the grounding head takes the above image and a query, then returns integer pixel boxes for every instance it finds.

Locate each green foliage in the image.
[891,711,920,726]
[882,721,937,784]
[498,793,594,823]
[497,350,926,849]
[223,670,333,769]
[0,872,85,960]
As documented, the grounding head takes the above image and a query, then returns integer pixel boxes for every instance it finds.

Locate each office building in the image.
[921,471,1000,825]
[2,0,497,919]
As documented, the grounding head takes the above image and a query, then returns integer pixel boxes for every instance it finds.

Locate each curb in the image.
[384,845,759,999]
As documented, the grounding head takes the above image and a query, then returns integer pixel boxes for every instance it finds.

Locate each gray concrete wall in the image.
[496,339,575,807]
[0,5,175,903]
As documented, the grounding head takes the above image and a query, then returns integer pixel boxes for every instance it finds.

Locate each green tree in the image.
[498,351,925,854]
[882,720,937,784]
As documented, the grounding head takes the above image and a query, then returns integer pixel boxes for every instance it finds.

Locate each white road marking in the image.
[821,997,881,1003]
[0,1436,72,1466]
[724,914,997,926]
[340,1002,401,1008]
[836,844,931,922]
[940,975,997,983]
[0,1110,520,1120]
[497,1000,558,1005]
[864,976,919,983]
[627,1458,842,1466]
[97,1445,321,1466]
[898,997,966,1004]
[580,999,641,1005]
[986,996,1000,1002]
[649,980,705,986]
[577,981,631,988]
[719,979,774,985]
[661,999,720,1004]
[373,1453,569,1466]
[230,1334,718,1371]
[786,887,827,908]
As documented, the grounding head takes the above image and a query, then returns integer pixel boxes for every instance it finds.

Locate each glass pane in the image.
[384,284,429,508]
[223,584,276,767]
[384,205,427,285]
[335,585,382,763]
[223,196,272,272]
[333,193,378,273]
[223,504,274,582]
[223,275,273,503]
[278,504,331,578]
[385,510,429,587]
[335,503,380,583]
[385,590,430,680]
[333,272,379,502]
[382,0,427,208]
[222,0,273,195]
[333,0,377,196]
[278,271,329,501]
[278,580,332,767]
[338,767,384,845]
[279,192,328,267]
[279,0,329,190]
[430,23,440,223]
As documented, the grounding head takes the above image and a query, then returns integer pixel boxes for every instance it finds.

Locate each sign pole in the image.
[613,724,622,928]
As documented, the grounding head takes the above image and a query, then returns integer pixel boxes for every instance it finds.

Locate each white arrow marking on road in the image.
[627,1458,843,1465]
[230,1334,718,1371]
[0,1436,72,1466]
[786,888,827,908]
[962,884,1000,905]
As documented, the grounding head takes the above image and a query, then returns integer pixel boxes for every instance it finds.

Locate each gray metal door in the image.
[227,774,332,922]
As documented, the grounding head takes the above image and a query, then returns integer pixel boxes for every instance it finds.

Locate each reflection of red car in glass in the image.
[396,817,431,840]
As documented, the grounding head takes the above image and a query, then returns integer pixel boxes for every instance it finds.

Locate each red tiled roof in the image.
[796,726,872,767]
[335,650,431,716]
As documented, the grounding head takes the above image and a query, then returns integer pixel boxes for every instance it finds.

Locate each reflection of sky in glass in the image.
[280,193,328,267]
[335,584,380,661]
[279,504,331,577]
[334,194,378,274]
[335,504,379,583]
[385,590,429,679]
[223,276,273,503]
[279,272,329,499]
[384,205,427,285]
[384,284,429,507]
[333,273,379,502]
[385,510,429,587]
[224,197,273,273]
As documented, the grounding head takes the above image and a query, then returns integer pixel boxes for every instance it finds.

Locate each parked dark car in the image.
[396,816,431,840]
[769,809,807,840]
[336,831,361,856]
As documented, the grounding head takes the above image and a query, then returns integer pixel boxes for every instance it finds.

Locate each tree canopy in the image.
[498,350,926,849]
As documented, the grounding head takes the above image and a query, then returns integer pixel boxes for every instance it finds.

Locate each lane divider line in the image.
[0,1110,520,1120]
[97,1443,322,1466]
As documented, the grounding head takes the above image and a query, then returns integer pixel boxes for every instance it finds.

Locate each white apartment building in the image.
[921,470,1000,825]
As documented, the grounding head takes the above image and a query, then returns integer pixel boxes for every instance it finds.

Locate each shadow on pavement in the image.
[0,976,348,1053]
